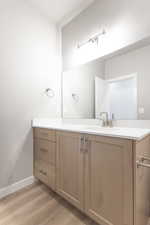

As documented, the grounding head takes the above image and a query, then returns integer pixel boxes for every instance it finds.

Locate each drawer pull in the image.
[80,137,89,153]
[40,148,48,153]
[84,137,89,153]
[137,157,150,168]
[80,137,84,142]
[85,137,88,142]
[80,137,84,152]
[39,170,47,176]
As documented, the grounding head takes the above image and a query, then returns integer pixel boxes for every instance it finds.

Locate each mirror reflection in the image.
[63,42,150,120]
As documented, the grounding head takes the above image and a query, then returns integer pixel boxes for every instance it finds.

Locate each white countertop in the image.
[32,119,150,141]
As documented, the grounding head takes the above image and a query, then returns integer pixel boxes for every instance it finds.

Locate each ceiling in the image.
[28,0,94,26]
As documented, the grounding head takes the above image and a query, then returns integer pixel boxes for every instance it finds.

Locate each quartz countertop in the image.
[32,119,150,141]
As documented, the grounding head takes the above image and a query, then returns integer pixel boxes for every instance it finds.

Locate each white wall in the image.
[105,44,150,119]
[62,0,150,70]
[0,1,61,189]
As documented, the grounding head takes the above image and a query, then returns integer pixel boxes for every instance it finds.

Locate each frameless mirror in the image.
[62,42,150,120]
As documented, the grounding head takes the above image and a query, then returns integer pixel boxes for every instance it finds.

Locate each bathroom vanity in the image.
[33,121,150,225]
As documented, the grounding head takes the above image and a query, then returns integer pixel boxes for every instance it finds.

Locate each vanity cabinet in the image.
[33,128,56,190]
[33,128,150,225]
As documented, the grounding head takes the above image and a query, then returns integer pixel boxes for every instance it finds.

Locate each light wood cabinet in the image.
[34,160,55,190]
[33,127,56,142]
[33,128,150,225]
[56,131,84,211]
[84,135,133,225]
[34,139,56,164]
[33,128,56,190]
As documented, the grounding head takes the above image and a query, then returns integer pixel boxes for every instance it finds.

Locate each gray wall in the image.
[105,44,150,120]
[62,0,150,70]
[0,1,61,189]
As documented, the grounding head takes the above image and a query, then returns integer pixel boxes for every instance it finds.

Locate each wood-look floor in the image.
[0,182,97,225]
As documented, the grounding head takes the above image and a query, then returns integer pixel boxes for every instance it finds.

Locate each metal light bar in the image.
[77,29,106,49]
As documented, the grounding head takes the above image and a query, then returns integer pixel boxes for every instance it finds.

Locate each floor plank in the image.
[0,182,98,225]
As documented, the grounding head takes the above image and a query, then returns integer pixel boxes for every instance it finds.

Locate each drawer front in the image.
[34,160,56,190]
[33,128,56,142]
[34,139,56,165]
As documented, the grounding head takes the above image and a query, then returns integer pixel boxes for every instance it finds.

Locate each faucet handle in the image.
[99,112,109,127]
[111,113,115,120]
[109,113,115,127]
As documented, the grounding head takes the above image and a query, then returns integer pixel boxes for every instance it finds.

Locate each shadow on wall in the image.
[0,125,33,189]
[8,128,33,186]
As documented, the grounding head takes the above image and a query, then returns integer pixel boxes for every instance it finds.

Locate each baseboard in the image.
[0,176,35,200]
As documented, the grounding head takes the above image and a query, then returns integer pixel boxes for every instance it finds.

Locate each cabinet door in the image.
[85,135,133,225]
[56,131,84,211]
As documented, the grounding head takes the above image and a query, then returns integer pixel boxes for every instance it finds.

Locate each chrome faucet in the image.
[100,112,109,127]
[100,112,114,127]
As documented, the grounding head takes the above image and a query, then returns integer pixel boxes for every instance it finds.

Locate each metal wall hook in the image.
[72,93,79,102]
[45,88,55,98]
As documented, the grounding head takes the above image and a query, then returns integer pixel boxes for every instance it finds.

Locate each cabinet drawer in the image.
[34,139,56,165]
[34,160,56,190]
[33,128,56,142]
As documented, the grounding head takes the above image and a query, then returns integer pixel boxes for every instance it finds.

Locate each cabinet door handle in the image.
[84,137,89,153]
[80,137,89,153]
[141,156,150,162]
[80,137,84,152]
[137,157,150,168]
[80,137,84,142]
[137,161,150,169]
[85,137,88,142]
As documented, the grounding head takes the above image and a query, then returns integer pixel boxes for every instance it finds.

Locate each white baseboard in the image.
[0,176,35,200]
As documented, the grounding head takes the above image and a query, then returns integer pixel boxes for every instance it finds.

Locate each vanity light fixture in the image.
[45,88,55,98]
[77,29,106,49]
